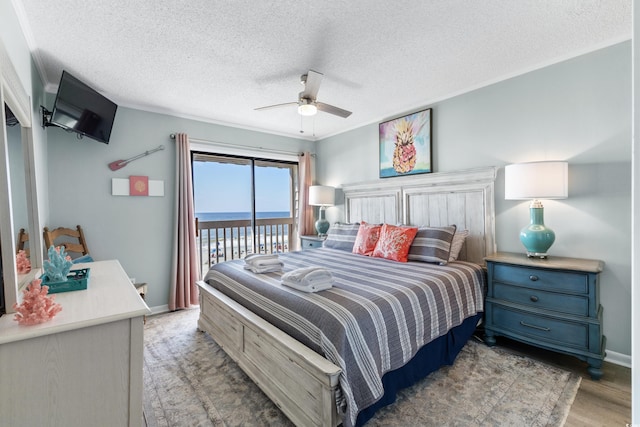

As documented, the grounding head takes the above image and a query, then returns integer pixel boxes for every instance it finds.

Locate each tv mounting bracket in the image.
[40,106,56,128]
[40,106,85,140]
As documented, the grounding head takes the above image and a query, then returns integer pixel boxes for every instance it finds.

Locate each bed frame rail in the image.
[197,280,342,427]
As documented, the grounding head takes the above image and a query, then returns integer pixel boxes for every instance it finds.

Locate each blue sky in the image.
[193,161,292,213]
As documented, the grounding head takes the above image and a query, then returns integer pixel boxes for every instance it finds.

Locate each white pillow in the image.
[449,230,469,262]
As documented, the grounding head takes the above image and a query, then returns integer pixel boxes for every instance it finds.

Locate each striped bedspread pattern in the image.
[204,247,485,427]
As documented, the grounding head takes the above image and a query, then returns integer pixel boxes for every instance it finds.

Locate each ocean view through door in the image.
[192,152,298,274]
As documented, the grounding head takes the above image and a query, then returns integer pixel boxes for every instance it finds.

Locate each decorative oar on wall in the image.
[109,144,166,197]
[108,145,165,171]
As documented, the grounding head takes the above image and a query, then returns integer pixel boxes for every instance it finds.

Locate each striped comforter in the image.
[203,247,485,427]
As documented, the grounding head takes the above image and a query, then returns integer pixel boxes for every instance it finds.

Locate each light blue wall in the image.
[317,42,632,357]
[46,107,312,309]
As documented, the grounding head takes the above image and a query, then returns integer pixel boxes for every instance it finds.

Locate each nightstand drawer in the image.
[490,305,589,349]
[300,236,324,249]
[493,264,588,294]
[493,282,589,316]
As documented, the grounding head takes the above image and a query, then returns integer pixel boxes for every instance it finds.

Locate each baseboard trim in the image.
[149,305,170,315]
[605,349,631,368]
[148,304,201,316]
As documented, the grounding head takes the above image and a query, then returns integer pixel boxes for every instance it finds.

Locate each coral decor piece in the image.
[43,245,73,282]
[16,249,31,274]
[13,278,62,325]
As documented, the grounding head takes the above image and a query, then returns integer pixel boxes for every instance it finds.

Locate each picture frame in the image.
[379,108,432,178]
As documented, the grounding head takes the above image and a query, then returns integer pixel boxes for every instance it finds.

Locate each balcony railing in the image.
[197,217,294,275]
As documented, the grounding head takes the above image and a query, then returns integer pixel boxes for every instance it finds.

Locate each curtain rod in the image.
[169,133,314,157]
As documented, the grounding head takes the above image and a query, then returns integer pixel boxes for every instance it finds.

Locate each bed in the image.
[197,167,497,426]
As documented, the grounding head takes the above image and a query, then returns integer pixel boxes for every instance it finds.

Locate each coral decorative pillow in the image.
[372,224,418,262]
[352,221,382,255]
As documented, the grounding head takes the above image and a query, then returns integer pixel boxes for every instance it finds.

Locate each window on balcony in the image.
[192,152,298,273]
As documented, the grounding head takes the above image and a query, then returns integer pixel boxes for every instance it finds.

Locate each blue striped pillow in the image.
[323,223,361,251]
[407,225,457,265]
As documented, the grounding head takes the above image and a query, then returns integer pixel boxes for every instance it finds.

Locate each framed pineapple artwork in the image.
[379,108,432,178]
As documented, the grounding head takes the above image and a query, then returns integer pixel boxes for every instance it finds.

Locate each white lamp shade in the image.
[505,161,568,200]
[309,185,335,206]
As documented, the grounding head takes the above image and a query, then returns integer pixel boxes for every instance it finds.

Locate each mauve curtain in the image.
[169,133,200,311]
[298,152,315,240]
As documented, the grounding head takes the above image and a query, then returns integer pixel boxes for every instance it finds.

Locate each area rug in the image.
[143,308,581,427]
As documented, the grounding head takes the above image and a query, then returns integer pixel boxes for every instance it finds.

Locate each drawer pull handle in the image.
[529,275,539,281]
[530,295,539,302]
[520,321,550,332]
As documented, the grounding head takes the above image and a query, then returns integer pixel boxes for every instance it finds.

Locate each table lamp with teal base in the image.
[505,161,568,258]
[309,185,335,237]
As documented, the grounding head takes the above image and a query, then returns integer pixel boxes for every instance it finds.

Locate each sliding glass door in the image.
[192,152,297,271]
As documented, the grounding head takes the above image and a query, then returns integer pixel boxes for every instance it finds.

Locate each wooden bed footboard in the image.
[197,280,342,427]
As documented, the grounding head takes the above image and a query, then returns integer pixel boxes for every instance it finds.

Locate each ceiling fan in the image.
[255,70,352,118]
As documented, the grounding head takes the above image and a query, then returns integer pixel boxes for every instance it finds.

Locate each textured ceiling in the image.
[13,0,631,140]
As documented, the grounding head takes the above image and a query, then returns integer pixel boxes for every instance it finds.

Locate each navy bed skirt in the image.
[355,312,483,426]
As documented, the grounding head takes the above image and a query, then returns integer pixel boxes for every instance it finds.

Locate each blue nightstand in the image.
[484,252,605,380]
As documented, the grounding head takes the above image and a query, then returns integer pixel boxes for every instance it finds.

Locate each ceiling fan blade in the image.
[301,70,323,100]
[254,101,298,111]
[316,102,352,118]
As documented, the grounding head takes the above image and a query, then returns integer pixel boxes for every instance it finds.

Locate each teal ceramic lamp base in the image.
[315,207,330,237]
[315,218,329,236]
[520,202,555,258]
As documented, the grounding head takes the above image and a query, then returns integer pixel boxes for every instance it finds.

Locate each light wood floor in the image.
[495,337,631,426]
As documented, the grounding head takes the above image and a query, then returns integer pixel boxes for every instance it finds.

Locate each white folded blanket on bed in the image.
[282,280,333,293]
[244,264,283,273]
[246,258,283,267]
[244,253,283,273]
[245,253,279,263]
[281,266,331,282]
[281,267,333,292]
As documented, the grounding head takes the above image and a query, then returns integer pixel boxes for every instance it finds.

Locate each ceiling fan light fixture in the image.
[298,103,317,116]
[256,70,350,118]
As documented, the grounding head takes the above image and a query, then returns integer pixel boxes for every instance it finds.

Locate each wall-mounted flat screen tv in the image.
[49,71,118,144]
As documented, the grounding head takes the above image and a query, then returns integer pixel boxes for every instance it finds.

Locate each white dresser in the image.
[0,260,151,426]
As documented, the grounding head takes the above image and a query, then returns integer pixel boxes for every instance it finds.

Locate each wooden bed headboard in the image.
[341,167,497,265]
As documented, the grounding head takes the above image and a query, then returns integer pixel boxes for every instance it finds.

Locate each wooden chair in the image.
[43,225,90,260]
[16,228,29,257]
